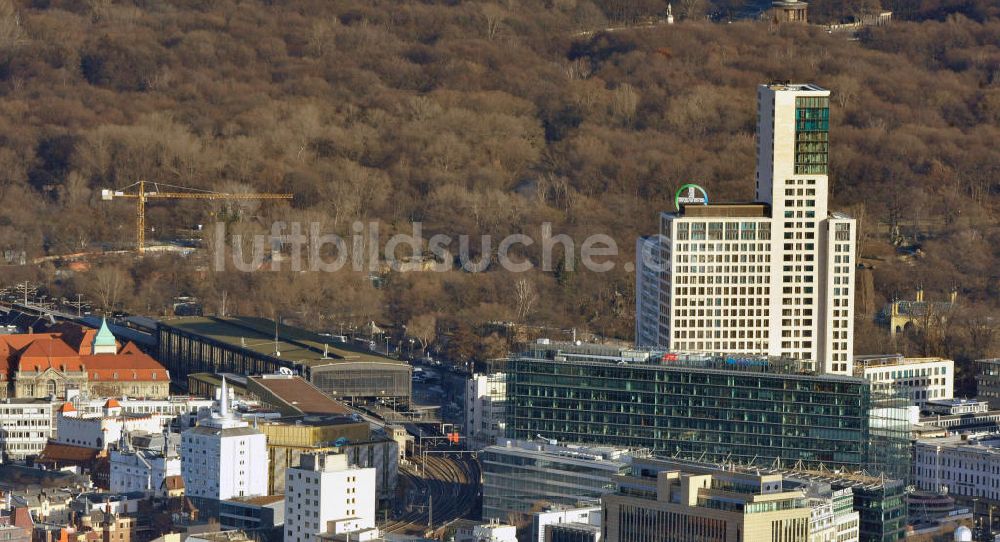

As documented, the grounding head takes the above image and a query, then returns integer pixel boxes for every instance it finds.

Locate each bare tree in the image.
[611,83,639,126]
[87,265,133,312]
[677,0,705,20]
[0,0,24,51]
[513,278,538,322]
[307,18,339,57]
[482,4,506,40]
[407,314,437,355]
[965,308,997,359]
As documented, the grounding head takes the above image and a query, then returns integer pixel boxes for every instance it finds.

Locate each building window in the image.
[794,97,829,174]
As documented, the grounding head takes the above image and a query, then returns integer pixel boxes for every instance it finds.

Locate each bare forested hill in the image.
[0,0,997,366]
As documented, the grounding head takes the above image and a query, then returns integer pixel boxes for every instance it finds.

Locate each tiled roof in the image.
[44,323,100,354]
[0,330,166,382]
[0,334,61,379]
[80,349,169,381]
[20,338,80,361]
[16,341,168,381]
[37,443,101,464]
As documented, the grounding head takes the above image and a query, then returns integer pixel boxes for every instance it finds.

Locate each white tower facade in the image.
[756,83,855,374]
[284,453,378,542]
[180,378,268,501]
[636,83,856,375]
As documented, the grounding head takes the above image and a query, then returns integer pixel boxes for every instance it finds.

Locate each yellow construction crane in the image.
[101,180,293,256]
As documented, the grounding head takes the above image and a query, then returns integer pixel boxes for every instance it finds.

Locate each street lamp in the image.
[974,497,980,538]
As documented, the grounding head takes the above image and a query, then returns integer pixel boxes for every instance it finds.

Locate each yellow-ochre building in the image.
[602,458,859,542]
[258,418,398,501]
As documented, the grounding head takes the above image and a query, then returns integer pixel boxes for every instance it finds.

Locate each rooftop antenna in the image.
[273,317,281,357]
[162,423,170,457]
[219,376,230,417]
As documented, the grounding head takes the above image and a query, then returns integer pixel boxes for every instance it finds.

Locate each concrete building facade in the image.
[913,435,1000,502]
[0,398,53,460]
[602,461,812,542]
[975,358,1000,409]
[806,487,859,542]
[636,83,856,375]
[180,379,268,503]
[109,431,181,495]
[533,506,601,542]
[465,373,507,449]
[56,399,163,451]
[283,453,378,542]
[854,355,954,407]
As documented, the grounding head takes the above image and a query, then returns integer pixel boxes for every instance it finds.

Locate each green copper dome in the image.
[94,318,116,348]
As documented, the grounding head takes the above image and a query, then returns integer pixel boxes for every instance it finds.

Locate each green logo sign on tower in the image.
[674,184,709,211]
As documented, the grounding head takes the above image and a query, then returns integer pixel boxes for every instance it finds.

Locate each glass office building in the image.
[481,438,631,522]
[505,343,910,481]
[785,470,907,542]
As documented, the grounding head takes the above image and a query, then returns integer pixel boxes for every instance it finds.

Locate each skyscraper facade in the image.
[636,83,856,375]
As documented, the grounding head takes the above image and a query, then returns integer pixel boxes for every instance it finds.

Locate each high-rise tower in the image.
[636,83,856,375]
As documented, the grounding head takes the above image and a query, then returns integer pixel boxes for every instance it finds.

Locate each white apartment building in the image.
[532,505,601,542]
[855,355,954,406]
[914,435,1000,501]
[110,431,181,495]
[466,373,507,449]
[71,396,214,427]
[56,399,163,450]
[284,453,378,542]
[456,522,518,542]
[0,398,53,460]
[636,83,856,375]
[181,378,268,502]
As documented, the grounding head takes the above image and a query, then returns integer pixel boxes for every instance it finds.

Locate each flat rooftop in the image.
[765,82,827,92]
[631,456,898,491]
[853,355,950,371]
[223,494,285,506]
[487,438,636,465]
[260,414,361,427]
[248,374,352,416]
[925,399,985,407]
[678,203,770,218]
[160,316,408,369]
[519,342,857,381]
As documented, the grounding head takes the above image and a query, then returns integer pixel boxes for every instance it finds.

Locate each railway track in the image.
[382,454,481,536]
